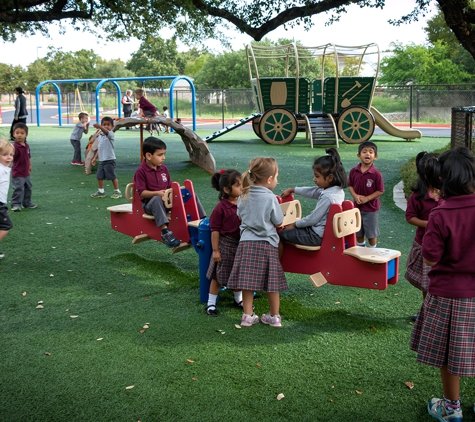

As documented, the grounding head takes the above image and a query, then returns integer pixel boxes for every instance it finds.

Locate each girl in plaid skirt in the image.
[227,157,287,328]
[410,147,475,422]
[205,169,243,316]
[405,151,441,322]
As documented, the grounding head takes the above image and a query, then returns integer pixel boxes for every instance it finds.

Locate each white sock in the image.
[207,294,218,308]
[115,189,121,193]
[98,188,104,193]
[233,291,243,304]
[368,244,377,248]
[357,241,366,247]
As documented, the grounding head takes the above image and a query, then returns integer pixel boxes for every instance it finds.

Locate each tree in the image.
[379,41,473,85]
[0,63,25,92]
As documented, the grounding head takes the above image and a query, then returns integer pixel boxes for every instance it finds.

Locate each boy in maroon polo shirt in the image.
[133,137,206,248]
[348,141,384,247]
[10,123,37,212]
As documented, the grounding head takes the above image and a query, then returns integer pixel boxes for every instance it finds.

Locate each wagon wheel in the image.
[252,115,263,140]
[259,108,298,145]
[337,106,375,144]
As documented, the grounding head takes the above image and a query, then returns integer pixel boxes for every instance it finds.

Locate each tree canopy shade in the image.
[3,0,475,63]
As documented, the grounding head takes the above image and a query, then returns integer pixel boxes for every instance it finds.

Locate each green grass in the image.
[0,125,466,422]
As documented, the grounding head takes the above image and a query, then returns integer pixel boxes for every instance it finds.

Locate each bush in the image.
[372,96,409,113]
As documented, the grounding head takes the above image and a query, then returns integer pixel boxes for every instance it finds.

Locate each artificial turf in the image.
[0,125,463,422]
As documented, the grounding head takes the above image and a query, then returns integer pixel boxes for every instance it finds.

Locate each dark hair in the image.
[78,112,89,120]
[101,116,114,126]
[143,136,167,156]
[438,147,475,198]
[358,141,378,155]
[211,169,241,200]
[411,151,440,199]
[12,122,28,135]
[163,106,168,111]
[313,148,348,188]
[15,87,24,95]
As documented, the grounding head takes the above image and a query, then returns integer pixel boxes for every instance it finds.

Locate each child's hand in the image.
[281,188,294,198]
[356,195,365,204]
[29,164,32,173]
[93,123,100,129]
[282,222,296,230]
[212,251,222,263]
[92,158,96,166]
[156,190,166,198]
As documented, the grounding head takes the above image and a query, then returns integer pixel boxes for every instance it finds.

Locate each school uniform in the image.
[11,140,34,208]
[206,199,240,286]
[404,193,440,292]
[348,163,384,239]
[410,194,475,376]
[227,185,287,293]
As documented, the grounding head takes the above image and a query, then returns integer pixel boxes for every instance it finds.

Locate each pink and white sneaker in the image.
[261,313,282,327]
[240,313,259,327]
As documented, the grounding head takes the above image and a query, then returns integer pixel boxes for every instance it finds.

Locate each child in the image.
[0,139,14,259]
[70,112,90,165]
[90,117,122,199]
[405,151,441,321]
[134,89,157,118]
[279,148,347,247]
[133,137,206,248]
[205,169,243,316]
[348,141,384,247]
[162,106,170,133]
[227,157,287,327]
[410,147,475,422]
[10,123,37,212]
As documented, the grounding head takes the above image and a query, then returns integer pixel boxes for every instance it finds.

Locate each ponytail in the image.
[313,148,348,188]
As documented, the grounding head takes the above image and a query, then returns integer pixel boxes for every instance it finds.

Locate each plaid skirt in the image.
[405,240,430,292]
[410,293,475,376]
[206,235,239,287]
[227,240,287,293]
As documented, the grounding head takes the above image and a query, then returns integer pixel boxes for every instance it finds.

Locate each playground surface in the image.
[2,127,469,422]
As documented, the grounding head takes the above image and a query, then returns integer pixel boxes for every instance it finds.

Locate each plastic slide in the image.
[370,107,422,140]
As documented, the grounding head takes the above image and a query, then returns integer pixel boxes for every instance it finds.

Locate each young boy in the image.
[134,89,157,118]
[133,137,206,248]
[10,123,37,212]
[348,141,384,247]
[90,117,122,199]
[70,112,90,165]
[0,139,14,259]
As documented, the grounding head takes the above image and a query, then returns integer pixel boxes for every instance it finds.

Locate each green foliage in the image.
[379,41,475,86]
[0,63,25,92]
[371,95,409,113]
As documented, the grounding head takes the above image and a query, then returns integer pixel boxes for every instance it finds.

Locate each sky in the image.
[1,0,437,68]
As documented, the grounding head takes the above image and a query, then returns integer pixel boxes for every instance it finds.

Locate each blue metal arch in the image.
[36,76,197,131]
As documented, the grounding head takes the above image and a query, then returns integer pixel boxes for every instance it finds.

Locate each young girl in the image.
[405,151,441,321]
[227,157,287,327]
[0,139,15,259]
[279,148,347,247]
[205,169,243,316]
[410,147,475,421]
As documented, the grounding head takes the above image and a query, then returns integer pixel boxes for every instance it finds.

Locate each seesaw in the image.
[108,185,401,302]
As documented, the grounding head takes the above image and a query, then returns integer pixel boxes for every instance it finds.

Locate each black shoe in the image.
[206,305,218,316]
[234,300,244,309]
[411,312,419,322]
[0,252,4,259]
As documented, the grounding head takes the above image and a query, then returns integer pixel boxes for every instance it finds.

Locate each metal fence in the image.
[3,84,475,126]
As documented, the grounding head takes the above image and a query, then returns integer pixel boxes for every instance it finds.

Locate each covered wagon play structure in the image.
[246,42,421,146]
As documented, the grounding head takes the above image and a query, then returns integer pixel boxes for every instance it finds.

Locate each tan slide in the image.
[370,107,422,140]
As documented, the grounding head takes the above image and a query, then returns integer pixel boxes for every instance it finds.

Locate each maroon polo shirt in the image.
[12,140,30,178]
[405,193,441,245]
[348,163,384,212]
[422,194,475,298]
[209,199,240,239]
[139,97,157,114]
[133,160,171,202]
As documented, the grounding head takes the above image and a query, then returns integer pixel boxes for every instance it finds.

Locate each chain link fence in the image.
[3,84,475,126]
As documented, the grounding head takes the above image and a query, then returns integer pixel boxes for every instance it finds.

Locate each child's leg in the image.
[143,196,169,228]
[98,179,104,189]
[112,179,120,190]
[367,237,377,247]
[10,177,24,208]
[242,290,254,315]
[22,177,34,207]
[441,365,460,402]
[266,291,280,316]
[0,229,9,243]
[209,278,220,296]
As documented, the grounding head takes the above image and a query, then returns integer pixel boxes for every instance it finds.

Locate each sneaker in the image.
[161,231,181,248]
[205,305,218,316]
[428,398,463,422]
[71,161,78,165]
[261,313,282,327]
[11,205,21,212]
[24,203,38,209]
[240,313,259,327]
[110,192,122,199]
[0,252,4,259]
[411,312,419,322]
[78,161,85,165]
[91,191,106,198]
